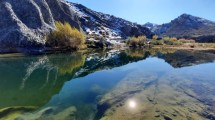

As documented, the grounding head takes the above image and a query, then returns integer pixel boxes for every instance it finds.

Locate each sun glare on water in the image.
[128,100,137,108]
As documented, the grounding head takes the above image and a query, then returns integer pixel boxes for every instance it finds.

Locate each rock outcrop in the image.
[0,0,80,53]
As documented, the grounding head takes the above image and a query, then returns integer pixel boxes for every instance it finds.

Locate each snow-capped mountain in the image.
[67,2,153,41]
[146,14,215,42]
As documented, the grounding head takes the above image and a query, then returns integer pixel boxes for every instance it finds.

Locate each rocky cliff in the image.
[0,0,81,53]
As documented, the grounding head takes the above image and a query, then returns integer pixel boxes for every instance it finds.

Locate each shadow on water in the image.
[0,48,215,119]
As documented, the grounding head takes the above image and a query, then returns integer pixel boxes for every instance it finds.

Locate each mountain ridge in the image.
[68,2,153,40]
[0,0,153,53]
[144,13,215,42]
[0,0,215,53]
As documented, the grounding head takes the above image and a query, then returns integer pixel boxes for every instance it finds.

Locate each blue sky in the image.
[68,0,215,24]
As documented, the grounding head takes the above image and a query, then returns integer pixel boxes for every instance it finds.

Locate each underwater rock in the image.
[14,106,77,120]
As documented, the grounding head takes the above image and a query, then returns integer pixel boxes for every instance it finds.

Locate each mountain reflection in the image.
[0,49,214,119]
[0,52,86,118]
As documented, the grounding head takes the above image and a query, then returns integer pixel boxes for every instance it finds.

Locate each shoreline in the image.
[151,42,215,51]
[152,46,215,51]
[0,46,214,57]
[1,42,215,56]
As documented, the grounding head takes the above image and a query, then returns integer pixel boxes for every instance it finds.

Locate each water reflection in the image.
[0,52,86,119]
[0,49,215,119]
[128,100,137,109]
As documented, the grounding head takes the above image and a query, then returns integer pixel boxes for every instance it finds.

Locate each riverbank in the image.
[152,43,215,51]
[0,42,214,56]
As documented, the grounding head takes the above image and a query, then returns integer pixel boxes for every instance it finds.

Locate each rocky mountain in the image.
[0,0,82,53]
[0,0,153,53]
[68,2,153,41]
[144,22,158,32]
[145,14,215,42]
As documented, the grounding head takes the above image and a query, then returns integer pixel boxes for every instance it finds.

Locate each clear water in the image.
[0,49,215,120]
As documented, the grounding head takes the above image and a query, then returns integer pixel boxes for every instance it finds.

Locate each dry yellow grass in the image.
[178,39,195,43]
[127,35,147,47]
[46,21,86,50]
[152,35,158,40]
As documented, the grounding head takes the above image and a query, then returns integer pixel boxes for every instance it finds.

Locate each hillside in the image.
[0,0,153,53]
[68,2,153,40]
[0,0,81,53]
[145,14,215,42]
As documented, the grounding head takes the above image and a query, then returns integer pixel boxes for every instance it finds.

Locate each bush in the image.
[152,35,158,40]
[127,35,147,47]
[178,39,196,43]
[46,21,86,50]
[163,37,170,41]
[170,37,177,41]
[163,37,180,45]
[150,40,164,45]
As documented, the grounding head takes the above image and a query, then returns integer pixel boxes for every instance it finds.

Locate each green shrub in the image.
[127,35,147,47]
[46,21,86,50]
[163,37,170,41]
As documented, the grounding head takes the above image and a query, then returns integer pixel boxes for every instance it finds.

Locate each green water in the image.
[0,49,215,120]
